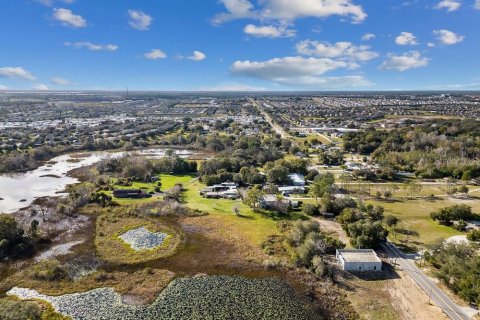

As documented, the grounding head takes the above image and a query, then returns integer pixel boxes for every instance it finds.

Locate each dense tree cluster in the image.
[309,173,335,201]
[318,149,345,166]
[287,220,344,276]
[97,155,197,181]
[199,136,300,186]
[425,242,480,305]
[336,204,388,249]
[343,119,480,179]
[430,205,475,226]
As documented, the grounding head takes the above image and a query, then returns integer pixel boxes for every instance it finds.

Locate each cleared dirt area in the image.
[387,269,449,320]
[314,217,349,245]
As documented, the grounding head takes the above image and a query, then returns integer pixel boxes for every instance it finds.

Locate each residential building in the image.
[113,189,148,199]
[288,173,306,186]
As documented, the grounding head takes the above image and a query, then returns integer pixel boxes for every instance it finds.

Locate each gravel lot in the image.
[118,227,168,251]
[35,240,84,262]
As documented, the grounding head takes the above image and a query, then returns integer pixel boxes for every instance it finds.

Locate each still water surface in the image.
[0,149,191,213]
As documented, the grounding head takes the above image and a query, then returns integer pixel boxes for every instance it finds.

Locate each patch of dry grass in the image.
[2,268,174,305]
[95,216,184,264]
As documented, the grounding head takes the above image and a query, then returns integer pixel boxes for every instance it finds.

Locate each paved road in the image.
[382,241,470,320]
[249,98,290,139]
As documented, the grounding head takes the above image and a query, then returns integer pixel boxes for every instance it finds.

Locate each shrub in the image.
[384,215,399,227]
[31,260,68,281]
[288,220,320,246]
[467,229,480,242]
[0,214,34,260]
[311,255,328,278]
[0,298,41,320]
[302,204,319,216]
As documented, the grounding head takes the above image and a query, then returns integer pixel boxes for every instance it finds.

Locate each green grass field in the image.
[105,174,197,204]
[366,197,480,246]
[159,174,196,191]
[293,183,480,249]
[182,180,281,246]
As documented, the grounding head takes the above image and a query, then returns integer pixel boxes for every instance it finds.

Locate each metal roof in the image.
[337,249,382,263]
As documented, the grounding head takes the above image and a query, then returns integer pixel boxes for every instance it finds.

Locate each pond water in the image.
[0,149,192,213]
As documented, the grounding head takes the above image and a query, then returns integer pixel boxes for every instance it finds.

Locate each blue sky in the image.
[0,0,479,91]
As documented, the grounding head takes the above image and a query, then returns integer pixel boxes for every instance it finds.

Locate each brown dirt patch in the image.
[387,269,449,320]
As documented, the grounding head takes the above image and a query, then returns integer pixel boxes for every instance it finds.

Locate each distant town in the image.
[0,91,479,320]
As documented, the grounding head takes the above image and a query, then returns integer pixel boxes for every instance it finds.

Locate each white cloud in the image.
[433,29,465,45]
[128,10,153,31]
[36,0,74,6]
[214,0,367,24]
[230,56,368,88]
[144,49,167,60]
[435,0,461,12]
[244,24,296,38]
[187,51,207,61]
[213,0,257,24]
[232,56,355,79]
[296,40,378,61]
[51,77,71,85]
[53,8,86,28]
[65,42,118,51]
[0,67,36,81]
[33,84,49,91]
[0,85,8,90]
[395,32,418,45]
[427,42,436,48]
[475,0,480,9]
[380,51,429,71]
[362,33,375,41]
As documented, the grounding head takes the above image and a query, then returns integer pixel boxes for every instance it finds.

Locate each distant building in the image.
[113,189,147,199]
[278,186,305,195]
[200,182,239,199]
[344,162,363,172]
[288,173,306,186]
[259,194,280,209]
[336,249,382,272]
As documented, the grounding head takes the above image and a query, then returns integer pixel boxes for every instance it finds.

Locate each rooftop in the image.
[288,173,305,183]
[337,249,381,263]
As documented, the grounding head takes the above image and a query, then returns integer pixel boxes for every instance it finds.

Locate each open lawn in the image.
[182,180,295,246]
[366,197,480,247]
[159,174,196,191]
[292,187,480,249]
[105,174,196,205]
[363,183,477,198]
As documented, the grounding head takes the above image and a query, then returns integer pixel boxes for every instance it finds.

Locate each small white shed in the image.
[336,249,382,272]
